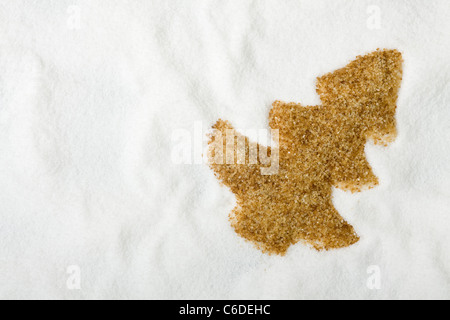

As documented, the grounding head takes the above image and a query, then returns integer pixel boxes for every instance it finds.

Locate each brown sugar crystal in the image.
[208,49,403,255]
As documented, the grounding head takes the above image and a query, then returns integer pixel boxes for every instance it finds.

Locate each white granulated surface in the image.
[0,0,449,299]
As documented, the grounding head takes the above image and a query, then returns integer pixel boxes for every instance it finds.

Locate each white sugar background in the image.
[0,0,449,299]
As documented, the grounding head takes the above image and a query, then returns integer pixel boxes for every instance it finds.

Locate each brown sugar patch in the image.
[208,49,403,255]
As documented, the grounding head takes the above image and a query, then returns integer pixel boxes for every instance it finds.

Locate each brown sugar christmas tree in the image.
[208,49,403,255]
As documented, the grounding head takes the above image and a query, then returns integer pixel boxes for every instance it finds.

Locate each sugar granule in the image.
[208,49,403,255]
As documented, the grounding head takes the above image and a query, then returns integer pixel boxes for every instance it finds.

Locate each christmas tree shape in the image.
[208,49,403,255]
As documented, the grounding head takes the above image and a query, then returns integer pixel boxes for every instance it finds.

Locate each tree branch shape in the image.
[208,49,403,255]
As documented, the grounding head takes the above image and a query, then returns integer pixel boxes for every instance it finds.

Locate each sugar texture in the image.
[0,0,449,299]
